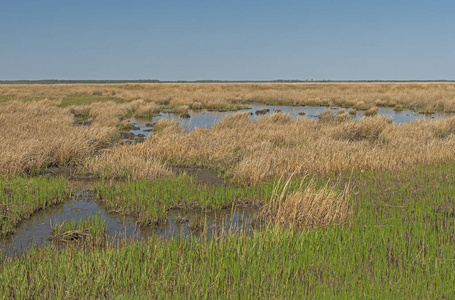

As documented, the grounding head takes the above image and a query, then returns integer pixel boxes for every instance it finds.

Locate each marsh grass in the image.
[2,82,455,112]
[96,175,274,227]
[116,113,455,184]
[2,162,455,298]
[83,150,172,180]
[333,115,392,142]
[2,83,455,298]
[364,106,379,116]
[262,175,351,228]
[317,109,350,123]
[0,101,119,175]
[0,176,68,236]
[0,99,168,176]
[2,87,455,182]
[49,214,106,248]
[151,118,182,134]
[58,94,121,108]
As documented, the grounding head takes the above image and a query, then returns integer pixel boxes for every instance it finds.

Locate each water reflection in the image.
[130,105,455,138]
[0,190,254,257]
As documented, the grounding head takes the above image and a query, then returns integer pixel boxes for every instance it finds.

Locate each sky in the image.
[1,0,454,81]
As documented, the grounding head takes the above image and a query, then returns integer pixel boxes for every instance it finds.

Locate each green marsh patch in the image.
[96,175,274,227]
[49,214,106,248]
[0,176,69,237]
[2,162,455,298]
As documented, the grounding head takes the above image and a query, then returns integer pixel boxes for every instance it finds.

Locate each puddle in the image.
[0,190,255,257]
[128,106,455,139]
[150,208,254,240]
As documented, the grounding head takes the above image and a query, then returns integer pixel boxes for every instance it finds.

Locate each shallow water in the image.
[0,190,254,257]
[130,105,455,138]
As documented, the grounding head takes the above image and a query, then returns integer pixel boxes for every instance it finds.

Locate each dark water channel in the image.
[0,190,255,257]
[129,105,455,139]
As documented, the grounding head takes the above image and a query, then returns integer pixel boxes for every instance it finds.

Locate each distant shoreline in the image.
[0,79,454,85]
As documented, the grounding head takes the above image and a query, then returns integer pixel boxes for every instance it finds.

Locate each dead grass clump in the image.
[204,99,231,111]
[354,101,369,110]
[120,110,454,185]
[364,106,379,116]
[83,149,172,180]
[262,177,350,228]
[88,101,129,127]
[333,116,392,142]
[214,112,251,129]
[0,101,118,175]
[169,105,189,114]
[318,109,349,123]
[190,101,204,110]
[432,117,455,139]
[153,118,182,134]
[129,100,160,117]
[68,105,91,119]
[257,112,292,124]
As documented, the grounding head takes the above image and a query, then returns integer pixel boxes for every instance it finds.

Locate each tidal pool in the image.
[0,189,254,257]
[129,105,455,139]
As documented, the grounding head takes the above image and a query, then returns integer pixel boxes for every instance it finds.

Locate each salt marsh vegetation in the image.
[1,82,455,298]
[49,214,106,248]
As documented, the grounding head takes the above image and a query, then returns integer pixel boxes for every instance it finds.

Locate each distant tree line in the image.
[0,80,161,85]
[0,79,452,85]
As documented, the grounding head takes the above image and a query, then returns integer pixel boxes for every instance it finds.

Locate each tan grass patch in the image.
[0,101,123,175]
[120,112,455,184]
[333,116,392,142]
[364,106,379,116]
[3,82,455,112]
[153,118,183,135]
[83,149,172,180]
[262,176,351,228]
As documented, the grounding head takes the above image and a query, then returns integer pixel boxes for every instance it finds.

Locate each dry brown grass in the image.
[261,176,351,228]
[2,82,455,112]
[318,109,350,123]
[0,101,127,175]
[364,106,379,116]
[110,112,455,184]
[0,97,190,176]
[153,118,183,135]
[83,150,172,180]
[2,88,455,182]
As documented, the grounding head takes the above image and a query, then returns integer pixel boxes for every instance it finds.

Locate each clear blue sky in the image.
[1,0,454,81]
